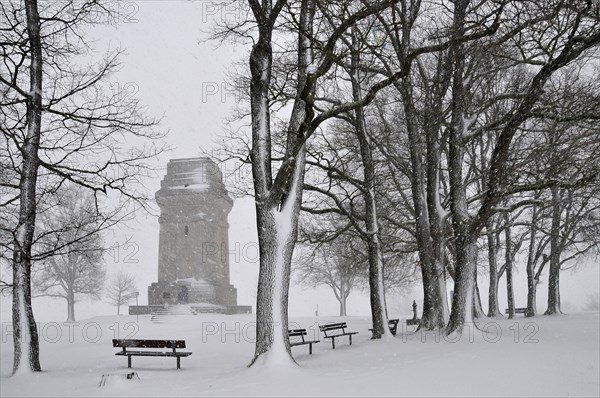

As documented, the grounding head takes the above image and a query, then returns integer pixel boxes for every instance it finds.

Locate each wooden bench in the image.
[505,307,527,315]
[288,329,319,355]
[319,322,358,349]
[112,339,192,369]
[369,319,400,336]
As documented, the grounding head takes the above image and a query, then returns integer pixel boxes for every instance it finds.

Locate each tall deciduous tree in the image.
[1,0,164,373]
[32,186,106,322]
[240,0,403,366]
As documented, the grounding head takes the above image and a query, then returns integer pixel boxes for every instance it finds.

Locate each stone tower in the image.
[147,157,239,308]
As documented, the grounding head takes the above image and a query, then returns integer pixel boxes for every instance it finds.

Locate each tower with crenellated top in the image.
[141,157,250,314]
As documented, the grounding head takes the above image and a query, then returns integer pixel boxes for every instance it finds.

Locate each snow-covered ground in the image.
[1,311,598,397]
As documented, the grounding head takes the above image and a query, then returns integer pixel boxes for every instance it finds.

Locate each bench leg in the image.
[349,335,352,346]
[128,356,132,369]
[332,338,335,349]
[309,343,312,355]
[177,357,181,369]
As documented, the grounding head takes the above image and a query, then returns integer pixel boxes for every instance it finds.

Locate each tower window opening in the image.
[184,225,189,236]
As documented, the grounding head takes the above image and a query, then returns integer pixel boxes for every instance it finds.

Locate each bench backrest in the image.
[319,322,347,333]
[112,339,186,349]
[288,329,307,337]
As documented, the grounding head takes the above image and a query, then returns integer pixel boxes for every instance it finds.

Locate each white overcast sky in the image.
[1,0,598,323]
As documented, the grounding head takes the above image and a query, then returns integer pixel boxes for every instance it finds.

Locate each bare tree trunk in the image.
[339,296,347,317]
[248,0,314,366]
[67,290,75,322]
[382,0,448,331]
[424,81,450,327]
[252,195,303,363]
[117,291,121,315]
[473,277,485,318]
[545,185,562,315]
[350,36,388,338]
[12,0,43,374]
[471,248,484,318]
[525,204,538,317]
[338,279,347,316]
[486,220,501,317]
[447,241,476,334]
[505,213,515,319]
[397,74,446,330]
[446,0,474,335]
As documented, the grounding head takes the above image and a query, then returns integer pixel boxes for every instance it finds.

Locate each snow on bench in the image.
[319,322,358,349]
[112,339,192,369]
[288,329,319,355]
[505,307,527,315]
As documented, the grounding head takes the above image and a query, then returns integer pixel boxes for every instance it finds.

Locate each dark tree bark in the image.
[504,213,515,319]
[525,205,539,317]
[400,74,447,330]
[446,0,475,335]
[545,184,562,315]
[67,289,75,322]
[473,277,485,319]
[349,34,389,338]
[11,0,43,374]
[486,219,502,317]
[395,1,450,331]
[248,0,313,366]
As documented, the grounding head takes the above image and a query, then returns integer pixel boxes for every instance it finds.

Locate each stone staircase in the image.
[150,305,195,324]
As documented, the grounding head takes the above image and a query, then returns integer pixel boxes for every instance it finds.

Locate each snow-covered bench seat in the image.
[505,307,527,315]
[112,339,192,369]
[319,322,358,349]
[288,329,320,355]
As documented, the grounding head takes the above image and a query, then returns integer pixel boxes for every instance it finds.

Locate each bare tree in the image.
[444,0,600,334]
[105,271,137,315]
[32,186,106,321]
[294,235,364,316]
[1,0,165,373]
[224,0,404,366]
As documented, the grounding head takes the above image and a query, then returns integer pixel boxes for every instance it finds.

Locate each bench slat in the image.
[318,323,358,349]
[290,340,319,346]
[113,339,186,349]
[319,323,347,331]
[112,338,191,369]
[505,308,527,314]
[288,328,319,355]
[288,329,308,337]
[115,351,192,357]
[322,332,358,338]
